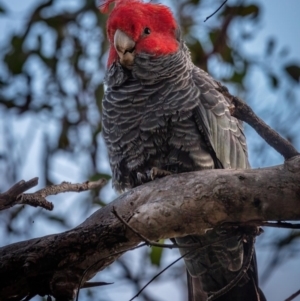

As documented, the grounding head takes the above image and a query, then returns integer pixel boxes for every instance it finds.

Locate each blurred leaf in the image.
[241,32,254,40]
[230,71,246,85]
[209,30,218,45]
[277,230,300,249]
[188,40,205,67]
[220,44,233,63]
[0,4,7,14]
[285,64,300,83]
[40,54,56,71]
[223,5,259,19]
[279,47,289,57]
[190,0,201,4]
[93,197,108,207]
[237,4,259,18]
[266,38,276,56]
[47,215,68,226]
[10,206,26,220]
[4,37,28,74]
[58,132,70,149]
[150,241,164,267]
[90,173,111,181]
[269,74,279,88]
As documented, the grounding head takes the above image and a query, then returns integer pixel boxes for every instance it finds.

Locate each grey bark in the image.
[1,155,300,300]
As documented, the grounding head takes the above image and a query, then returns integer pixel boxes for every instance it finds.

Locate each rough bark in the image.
[1,155,300,300]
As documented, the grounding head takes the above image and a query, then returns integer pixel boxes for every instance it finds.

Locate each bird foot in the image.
[137,172,148,184]
[136,168,172,185]
[149,167,172,180]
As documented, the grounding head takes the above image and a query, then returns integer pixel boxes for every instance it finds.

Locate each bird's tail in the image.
[187,272,207,301]
[186,253,267,301]
[177,226,267,301]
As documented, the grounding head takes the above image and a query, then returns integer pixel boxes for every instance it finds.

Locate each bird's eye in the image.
[144,27,151,35]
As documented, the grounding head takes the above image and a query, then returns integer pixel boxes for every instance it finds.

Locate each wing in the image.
[192,66,250,170]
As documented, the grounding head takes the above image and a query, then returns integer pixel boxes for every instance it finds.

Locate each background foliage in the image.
[0,0,300,300]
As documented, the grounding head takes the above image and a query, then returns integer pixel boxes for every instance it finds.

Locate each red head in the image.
[101,0,179,68]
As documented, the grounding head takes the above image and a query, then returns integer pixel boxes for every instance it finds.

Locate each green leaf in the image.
[238,5,259,18]
[4,37,27,74]
[150,241,164,267]
[285,64,300,83]
[209,31,218,45]
[89,173,111,181]
[230,71,246,85]
[188,40,205,67]
[58,131,69,148]
[223,5,259,19]
[220,44,233,63]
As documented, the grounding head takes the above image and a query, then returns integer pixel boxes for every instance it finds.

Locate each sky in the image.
[0,0,300,301]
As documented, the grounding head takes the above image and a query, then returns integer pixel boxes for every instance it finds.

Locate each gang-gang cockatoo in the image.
[101,1,266,300]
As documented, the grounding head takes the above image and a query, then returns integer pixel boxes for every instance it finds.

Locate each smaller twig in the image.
[128,251,185,301]
[0,178,107,211]
[20,179,107,210]
[24,178,107,199]
[261,222,300,229]
[21,178,107,210]
[285,289,300,301]
[81,281,113,288]
[21,293,36,301]
[113,206,153,244]
[204,0,227,22]
[7,178,38,195]
[222,220,300,230]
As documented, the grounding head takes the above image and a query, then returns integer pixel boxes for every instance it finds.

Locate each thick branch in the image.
[1,156,300,300]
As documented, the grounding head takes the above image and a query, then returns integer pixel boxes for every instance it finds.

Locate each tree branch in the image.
[0,178,107,211]
[227,94,299,160]
[1,156,300,300]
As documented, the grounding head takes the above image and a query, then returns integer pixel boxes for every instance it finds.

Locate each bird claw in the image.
[137,172,147,184]
[150,167,172,180]
[136,168,172,185]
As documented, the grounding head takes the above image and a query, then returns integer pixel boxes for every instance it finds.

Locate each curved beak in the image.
[114,29,136,69]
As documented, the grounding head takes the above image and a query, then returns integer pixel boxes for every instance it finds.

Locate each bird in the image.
[101,0,266,300]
